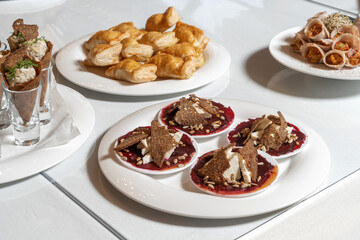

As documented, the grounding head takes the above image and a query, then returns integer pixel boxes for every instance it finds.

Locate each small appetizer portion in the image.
[84,43,123,67]
[113,120,197,174]
[6,18,53,107]
[159,95,235,137]
[228,111,307,158]
[105,59,157,84]
[291,11,360,70]
[190,142,278,197]
[1,48,42,122]
[145,7,182,32]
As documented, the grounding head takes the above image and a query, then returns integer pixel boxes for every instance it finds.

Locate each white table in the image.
[1,0,360,239]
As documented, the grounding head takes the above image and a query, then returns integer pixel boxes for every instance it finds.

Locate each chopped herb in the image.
[5,59,37,82]
[23,36,47,46]
[16,32,26,42]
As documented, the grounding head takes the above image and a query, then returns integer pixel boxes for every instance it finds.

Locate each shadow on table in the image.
[86,130,282,230]
[246,48,360,99]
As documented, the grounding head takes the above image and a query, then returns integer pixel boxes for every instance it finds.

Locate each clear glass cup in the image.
[0,88,10,130]
[2,80,42,146]
[39,60,53,125]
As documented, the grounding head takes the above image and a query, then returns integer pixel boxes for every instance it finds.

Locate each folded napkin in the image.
[0,81,80,160]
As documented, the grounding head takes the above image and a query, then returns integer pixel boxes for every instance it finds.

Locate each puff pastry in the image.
[145,7,181,32]
[105,59,157,83]
[84,43,122,67]
[121,38,153,62]
[158,42,205,68]
[174,22,209,49]
[139,31,179,52]
[148,53,196,79]
[109,22,146,40]
[84,30,129,51]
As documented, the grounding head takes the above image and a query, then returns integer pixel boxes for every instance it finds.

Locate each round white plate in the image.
[98,99,330,219]
[190,148,279,198]
[0,84,95,184]
[113,131,199,175]
[157,100,235,139]
[56,34,231,96]
[269,26,360,80]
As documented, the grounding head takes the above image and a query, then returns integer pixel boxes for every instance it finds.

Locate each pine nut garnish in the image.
[173,159,178,164]
[190,130,195,134]
[165,161,170,166]
[257,176,261,182]
[232,184,239,188]
[136,157,141,161]
[207,184,214,189]
[136,160,143,165]
[218,110,224,113]
[169,120,175,125]
[178,164,185,168]
[220,116,225,120]
[120,138,125,142]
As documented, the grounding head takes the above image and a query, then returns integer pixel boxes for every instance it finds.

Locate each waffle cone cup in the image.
[2,63,42,123]
[39,41,53,107]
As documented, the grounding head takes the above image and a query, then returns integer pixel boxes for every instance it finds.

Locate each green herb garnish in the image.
[16,32,26,42]
[23,36,48,46]
[5,59,37,82]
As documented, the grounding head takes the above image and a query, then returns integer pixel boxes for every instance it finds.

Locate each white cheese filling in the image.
[26,39,48,62]
[222,148,242,181]
[13,67,36,85]
[250,117,272,143]
[192,102,206,114]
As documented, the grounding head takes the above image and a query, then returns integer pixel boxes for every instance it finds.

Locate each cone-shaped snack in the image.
[7,19,53,107]
[1,48,42,122]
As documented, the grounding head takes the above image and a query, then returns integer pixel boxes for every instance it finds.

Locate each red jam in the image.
[160,101,235,136]
[115,127,196,171]
[228,118,307,156]
[190,149,278,195]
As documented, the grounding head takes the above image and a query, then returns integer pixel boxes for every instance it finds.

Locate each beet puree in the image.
[228,118,306,156]
[190,149,278,195]
[160,100,235,136]
[115,127,196,171]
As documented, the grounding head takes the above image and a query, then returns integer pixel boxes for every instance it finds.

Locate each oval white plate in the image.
[228,119,309,160]
[269,26,360,80]
[56,34,231,96]
[113,130,198,175]
[0,84,95,184]
[98,99,330,219]
[190,148,278,198]
[157,100,235,139]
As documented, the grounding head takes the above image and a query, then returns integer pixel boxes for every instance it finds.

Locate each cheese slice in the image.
[222,148,241,181]
[250,117,272,142]
[192,102,206,114]
[164,132,183,159]
[239,158,252,184]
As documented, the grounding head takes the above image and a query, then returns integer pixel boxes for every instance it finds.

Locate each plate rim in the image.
[56,34,231,96]
[98,99,331,219]
[0,84,95,184]
[269,26,360,81]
